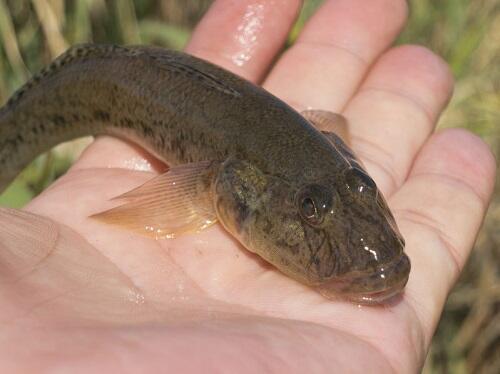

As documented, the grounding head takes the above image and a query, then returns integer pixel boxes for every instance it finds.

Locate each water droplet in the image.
[128,291,145,305]
[123,156,153,171]
[230,3,265,67]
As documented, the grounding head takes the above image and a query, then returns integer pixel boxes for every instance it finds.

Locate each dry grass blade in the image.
[114,0,141,44]
[452,243,497,351]
[0,0,28,79]
[160,0,212,27]
[0,46,7,103]
[138,20,190,49]
[31,0,68,56]
[48,0,65,22]
[468,312,500,373]
[89,0,107,18]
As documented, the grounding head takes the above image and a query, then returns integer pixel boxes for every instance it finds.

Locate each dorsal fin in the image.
[301,110,365,169]
[142,50,241,97]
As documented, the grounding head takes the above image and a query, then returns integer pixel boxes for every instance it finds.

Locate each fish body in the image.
[0,44,410,304]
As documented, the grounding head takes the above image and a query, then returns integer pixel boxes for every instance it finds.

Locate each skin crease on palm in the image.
[0,0,496,372]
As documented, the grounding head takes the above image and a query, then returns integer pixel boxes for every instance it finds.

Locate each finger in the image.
[72,0,301,171]
[390,129,496,347]
[186,0,302,81]
[263,0,408,110]
[343,46,454,195]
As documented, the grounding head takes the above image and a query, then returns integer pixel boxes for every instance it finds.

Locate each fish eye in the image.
[345,167,377,196]
[297,184,332,226]
[301,197,317,220]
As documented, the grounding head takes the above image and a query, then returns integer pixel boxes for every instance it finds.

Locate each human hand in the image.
[0,0,496,372]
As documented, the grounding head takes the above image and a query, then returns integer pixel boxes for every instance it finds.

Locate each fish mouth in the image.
[342,280,407,305]
[318,254,411,305]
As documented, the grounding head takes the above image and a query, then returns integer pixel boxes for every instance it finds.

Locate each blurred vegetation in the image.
[0,0,498,372]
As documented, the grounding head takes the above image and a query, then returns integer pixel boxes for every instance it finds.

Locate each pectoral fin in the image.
[91,161,219,239]
[301,110,351,147]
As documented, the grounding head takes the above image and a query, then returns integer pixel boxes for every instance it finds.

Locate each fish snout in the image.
[317,253,411,304]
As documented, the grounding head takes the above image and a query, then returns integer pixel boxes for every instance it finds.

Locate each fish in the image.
[0,44,410,304]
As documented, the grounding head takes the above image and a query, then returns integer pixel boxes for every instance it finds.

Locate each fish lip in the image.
[343,279,407,305]
[318,254,411,305]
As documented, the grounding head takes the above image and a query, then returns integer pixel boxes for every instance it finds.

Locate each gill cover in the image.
[213,158,338,285]
[213,158,270,239]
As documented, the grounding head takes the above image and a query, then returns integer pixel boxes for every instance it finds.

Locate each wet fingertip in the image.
[368,45,454,114]
[299,0,408,62]
[396,44,454,92]
[186,0,302,81]
[415,128,497,203]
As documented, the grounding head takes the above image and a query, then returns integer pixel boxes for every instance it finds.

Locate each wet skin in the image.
[0,44,410,303]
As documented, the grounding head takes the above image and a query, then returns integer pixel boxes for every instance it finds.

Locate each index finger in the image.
[186,0,302,82]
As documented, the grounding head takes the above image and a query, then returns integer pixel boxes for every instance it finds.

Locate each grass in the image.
[0,1,498,372]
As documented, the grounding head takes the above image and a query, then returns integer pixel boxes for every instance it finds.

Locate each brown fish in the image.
[0,44,410,304]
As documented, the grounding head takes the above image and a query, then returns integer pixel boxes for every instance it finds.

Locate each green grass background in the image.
[0,1,498,372]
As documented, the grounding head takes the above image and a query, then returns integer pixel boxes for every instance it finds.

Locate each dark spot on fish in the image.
[51,115,66,126]
[277,238,301,256]
[235,200,251,229]
[93,110,110,122]
[119,117,133,128]
[143,126,154,138]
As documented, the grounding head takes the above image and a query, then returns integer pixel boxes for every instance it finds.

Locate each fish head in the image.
[311,165,410,304]
[214,159,410,305]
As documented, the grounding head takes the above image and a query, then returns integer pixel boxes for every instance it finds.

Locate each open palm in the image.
[0,1,495,372]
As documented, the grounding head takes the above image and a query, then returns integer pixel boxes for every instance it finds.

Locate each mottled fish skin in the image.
[0,44,410,304]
